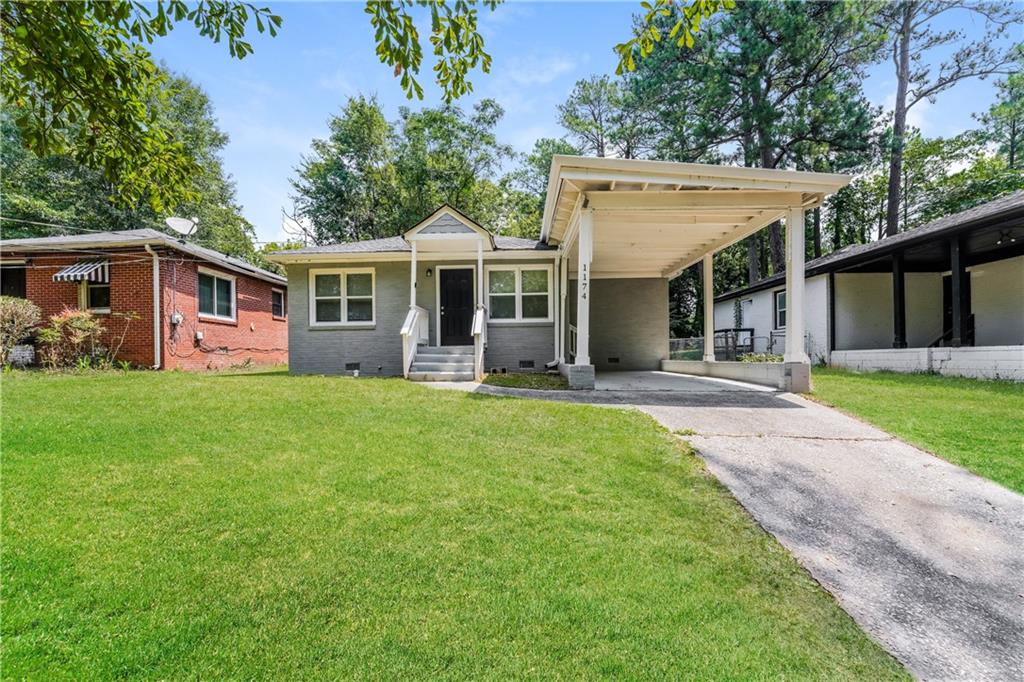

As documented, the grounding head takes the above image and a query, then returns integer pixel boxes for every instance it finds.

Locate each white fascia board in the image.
[269,250,557,265]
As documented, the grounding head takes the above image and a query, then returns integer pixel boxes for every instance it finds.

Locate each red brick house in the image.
[0,229,287,369]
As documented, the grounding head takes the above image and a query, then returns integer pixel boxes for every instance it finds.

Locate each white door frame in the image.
[434,264,477,346]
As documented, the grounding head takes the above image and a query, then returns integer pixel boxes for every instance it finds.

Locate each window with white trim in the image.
[309,268,375,326]
[86,281,110,313]
[774,290,787,329]
[198,269,236,321]
[486,266,552,322]
[271,288,286,318]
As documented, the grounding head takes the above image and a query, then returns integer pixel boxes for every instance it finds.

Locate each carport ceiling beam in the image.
[586,190,805,211]
[662,209,788,279]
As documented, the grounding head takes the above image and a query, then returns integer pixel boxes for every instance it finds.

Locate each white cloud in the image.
[301,47,337,59]
[479,2,535,37]
[880,92,937,136]
[318,68,355,94]
[504,52,577,86]
[507,124,561,152]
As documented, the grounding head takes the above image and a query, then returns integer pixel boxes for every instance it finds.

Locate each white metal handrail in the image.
[569,323,577,362]
[401,305,429,377]
[472,304,487,381]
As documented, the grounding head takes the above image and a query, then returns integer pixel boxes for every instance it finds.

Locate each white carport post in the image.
[702,253,715,362]
[409,241,417,306]
[559,254,568,362]
[575,207,593,366]
[476,239,484,303]
[784,206,810,366]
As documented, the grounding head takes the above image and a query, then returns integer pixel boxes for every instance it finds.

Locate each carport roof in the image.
[541,156,851,279]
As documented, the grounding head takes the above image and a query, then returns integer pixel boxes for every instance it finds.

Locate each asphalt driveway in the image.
[451,372,1024,680]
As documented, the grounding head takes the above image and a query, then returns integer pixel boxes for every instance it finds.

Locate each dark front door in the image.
[439,268,474,346]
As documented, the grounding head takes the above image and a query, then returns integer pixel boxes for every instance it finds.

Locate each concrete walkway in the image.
[434,373,1024,680]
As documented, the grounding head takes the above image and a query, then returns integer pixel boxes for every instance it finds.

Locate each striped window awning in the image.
[52,260,109,283]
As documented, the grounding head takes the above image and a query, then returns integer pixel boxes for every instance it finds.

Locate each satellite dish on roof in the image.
[165,216,198,237]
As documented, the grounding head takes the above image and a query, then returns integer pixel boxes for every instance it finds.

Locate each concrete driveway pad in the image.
[442,372,1024,680]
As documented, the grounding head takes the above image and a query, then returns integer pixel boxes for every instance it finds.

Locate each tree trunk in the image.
[1010,117,1018,169]
[812,207,822,258]
[747,234,761,284]
[884,4,913,238]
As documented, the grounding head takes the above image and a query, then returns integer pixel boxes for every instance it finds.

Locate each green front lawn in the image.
[812,368,1024,493]
[3,370,904,679]
[482,372,569,390]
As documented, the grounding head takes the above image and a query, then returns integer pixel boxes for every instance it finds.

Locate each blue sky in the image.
[148,1,1019,243]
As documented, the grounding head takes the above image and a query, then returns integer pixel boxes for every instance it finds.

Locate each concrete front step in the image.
[411,361,474,372]
[415,353,473,363]
[418,345,473,355]
[408,370,475,382]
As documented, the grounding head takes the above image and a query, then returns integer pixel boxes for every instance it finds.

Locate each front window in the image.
[87,282,110,313]
[199,269,236,321]
[774,290,787,329]
[271,288,286,318]
[310,269,375,326]
[487,266,552,322]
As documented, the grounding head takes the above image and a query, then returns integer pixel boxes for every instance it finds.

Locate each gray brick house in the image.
[270,156,852,390]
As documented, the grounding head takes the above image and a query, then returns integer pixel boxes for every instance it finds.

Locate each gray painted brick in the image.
[287,257,558,376]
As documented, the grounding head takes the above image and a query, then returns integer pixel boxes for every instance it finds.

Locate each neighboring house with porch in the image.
[0,229,288,369]
[270,156,851,391]
[713,191,1024,380]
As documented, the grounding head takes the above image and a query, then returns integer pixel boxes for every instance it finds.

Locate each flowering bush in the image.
[0,295,41,366]
[37,307,106,369]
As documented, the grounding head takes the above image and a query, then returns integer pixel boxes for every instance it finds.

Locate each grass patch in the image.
[482,372,569,390]
[2,370,904,679]
[812,367,1024,493]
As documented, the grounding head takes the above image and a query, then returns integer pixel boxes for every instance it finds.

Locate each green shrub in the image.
[37,307,106,369]
[740,353,784,363]
[0,296,41,366]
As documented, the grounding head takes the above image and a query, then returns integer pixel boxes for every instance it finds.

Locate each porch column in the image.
[575,207,593,366]
[950,236,965,347]
[784,207,809,364]
[558,252,568,362]
[409,241,417,307]
[702,253,715,362]
[892,251,907,348]
[553,255,561,362]
[476,239,484,305]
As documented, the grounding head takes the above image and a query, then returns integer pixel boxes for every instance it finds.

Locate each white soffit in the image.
[542,155,851,278]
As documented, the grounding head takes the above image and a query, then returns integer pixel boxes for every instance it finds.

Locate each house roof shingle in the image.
[276,234,553,256]
[0,228,286,285]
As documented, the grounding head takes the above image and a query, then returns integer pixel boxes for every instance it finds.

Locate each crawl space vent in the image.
[518,360,535,369]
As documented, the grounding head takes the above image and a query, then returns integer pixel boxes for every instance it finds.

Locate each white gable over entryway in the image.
[404,205,494,251]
